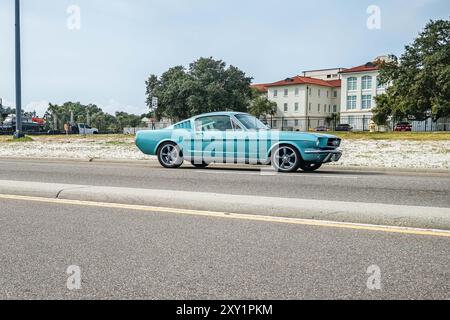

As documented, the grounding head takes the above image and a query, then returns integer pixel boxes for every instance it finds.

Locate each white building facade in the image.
[339,62,387,131]
[253,69,342,131]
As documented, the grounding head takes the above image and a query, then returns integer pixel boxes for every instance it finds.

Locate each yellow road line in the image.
[1,193,450,238]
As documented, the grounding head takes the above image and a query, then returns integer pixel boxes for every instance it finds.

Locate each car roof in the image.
[192,112,247,119]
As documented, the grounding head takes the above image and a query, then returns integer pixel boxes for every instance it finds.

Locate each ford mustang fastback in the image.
[135,112,342,172]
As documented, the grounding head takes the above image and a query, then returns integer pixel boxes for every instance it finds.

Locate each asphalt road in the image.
[0,159,450,207]
[0,198,449,300]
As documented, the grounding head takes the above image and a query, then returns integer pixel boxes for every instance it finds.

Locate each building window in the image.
[377,77,385,89]
[362,94,372,109]
[284,103,288,112]
[318,89,321,97]
[347,96,357,110]
[283,120,288,127]
[295,120,299,126]
[327,91,329,98]
[284,89,289,97]
[318,104,321,113]
[308,103,312,112]
[347,77,357,91]
[295,88,299,96]
[362,76,372,90]
[295,103,299,112]
[273,120,277,128]
[273,90,278,98]
[333,105,337,113]
[328,105,331,113]
[309,88,312,96]
[334,91,338,98]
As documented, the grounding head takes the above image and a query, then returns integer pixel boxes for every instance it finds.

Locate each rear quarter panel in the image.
[135,129,177,155]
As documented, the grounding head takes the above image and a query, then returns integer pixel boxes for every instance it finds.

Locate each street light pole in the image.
[14,0,24,138]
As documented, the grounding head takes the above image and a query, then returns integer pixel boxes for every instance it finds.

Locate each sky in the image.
[0,0,449,116]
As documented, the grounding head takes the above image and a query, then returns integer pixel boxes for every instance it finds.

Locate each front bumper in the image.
[304,149,342,163]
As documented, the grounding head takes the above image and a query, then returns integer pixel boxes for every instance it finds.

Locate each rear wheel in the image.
[271,145,301,173]
[299,162,322,172]
[157,142,184,169]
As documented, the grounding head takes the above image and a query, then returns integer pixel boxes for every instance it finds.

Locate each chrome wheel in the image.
[157,143,183,168]
[271,145,300,172]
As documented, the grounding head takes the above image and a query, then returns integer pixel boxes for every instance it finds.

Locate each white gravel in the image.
[332,140,450,169]
[0,137,449,170]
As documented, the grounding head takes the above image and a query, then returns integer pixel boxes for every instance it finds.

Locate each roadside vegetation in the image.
[330,131,450,141]
[1,132,450,144]
[0,136,34,143]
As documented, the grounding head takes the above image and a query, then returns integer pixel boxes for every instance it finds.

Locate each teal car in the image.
[135,112,342,172]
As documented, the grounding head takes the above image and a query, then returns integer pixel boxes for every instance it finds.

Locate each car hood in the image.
[269,130,338,142]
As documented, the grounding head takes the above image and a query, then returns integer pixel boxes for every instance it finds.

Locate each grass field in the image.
[329,131,450,141]
[0,134,133,143]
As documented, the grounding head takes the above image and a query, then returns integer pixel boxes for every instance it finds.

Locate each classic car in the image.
[394,122,413,132]
[135,112,342,172]
[335,124,353,132]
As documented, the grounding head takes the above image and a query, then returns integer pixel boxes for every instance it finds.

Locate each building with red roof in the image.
[252,68,342,131]
[250,57,391,131]
[339,58,389,130]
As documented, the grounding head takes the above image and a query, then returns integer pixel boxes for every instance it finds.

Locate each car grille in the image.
[328,138,341,148]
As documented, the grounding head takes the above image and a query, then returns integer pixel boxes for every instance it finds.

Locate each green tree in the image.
[115,112,143,129]
[91,112,119,132]
[44,102,140,132]
[145,57,253,121]
[0,105,14,122]
[249,94,277,118]
[375,18,450,121]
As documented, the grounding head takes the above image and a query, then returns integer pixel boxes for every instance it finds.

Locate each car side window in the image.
[195,116,233,132]
[231,119,244,131]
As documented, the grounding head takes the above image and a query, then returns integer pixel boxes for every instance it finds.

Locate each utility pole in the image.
[14,0,24,138]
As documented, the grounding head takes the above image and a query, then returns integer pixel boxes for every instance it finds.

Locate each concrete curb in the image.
[1,179,449,231]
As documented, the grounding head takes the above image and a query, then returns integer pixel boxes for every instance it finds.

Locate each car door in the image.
[222,117,246,163]
[194,115,232,163]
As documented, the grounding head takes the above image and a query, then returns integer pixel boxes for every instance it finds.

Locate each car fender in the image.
[267,142,305,160]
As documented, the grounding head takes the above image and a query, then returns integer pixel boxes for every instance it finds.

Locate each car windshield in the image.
[235,114,269,130]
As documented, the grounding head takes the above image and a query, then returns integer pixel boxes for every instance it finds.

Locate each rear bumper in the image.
[304,149,342,163]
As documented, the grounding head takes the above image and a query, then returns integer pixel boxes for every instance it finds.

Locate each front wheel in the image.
[157,142,184,169]
[271,145,301,173]
[299,162,322,172]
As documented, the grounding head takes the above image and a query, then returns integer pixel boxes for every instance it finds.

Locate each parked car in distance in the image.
[315,126,329,132]
[73,123,99,135]
[335,124,353,132]
[136,112,343,173]
[395,122,413,132]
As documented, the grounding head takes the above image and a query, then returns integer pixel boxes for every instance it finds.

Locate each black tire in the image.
[157,142,184,169]
[191,161,209,169]
[271,144,301,173]
[299,162,323,172]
